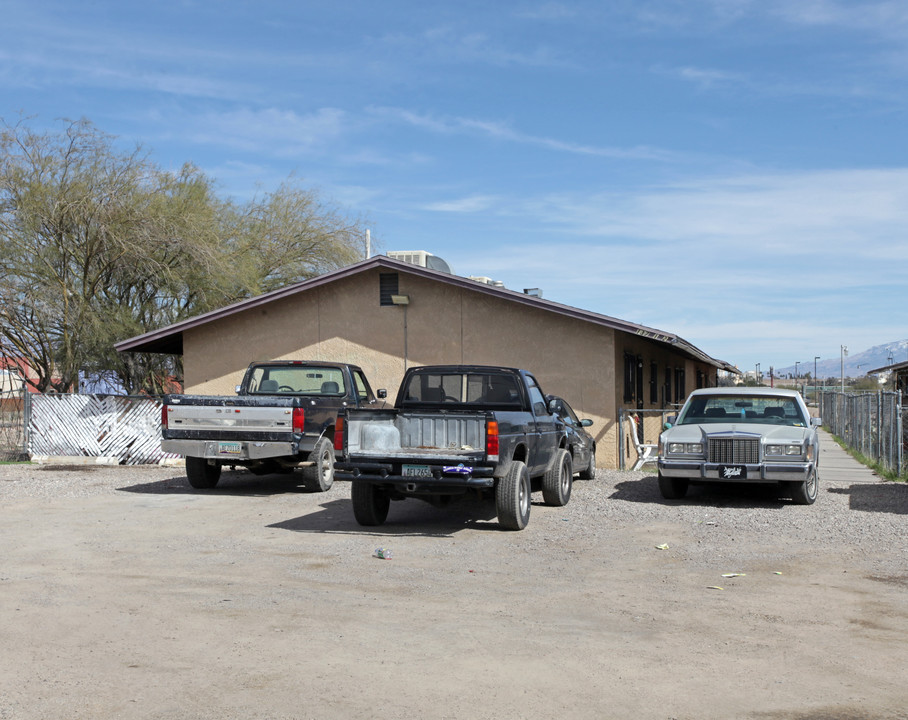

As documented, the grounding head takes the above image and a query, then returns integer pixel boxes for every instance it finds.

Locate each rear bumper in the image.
[161,438,314,461]
[335,459,496,491]
[658,459,814,483]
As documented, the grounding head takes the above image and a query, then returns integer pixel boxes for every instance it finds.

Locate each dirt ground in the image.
[1,462,907,720]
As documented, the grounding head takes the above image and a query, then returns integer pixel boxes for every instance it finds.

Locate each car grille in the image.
[708,438,759,464]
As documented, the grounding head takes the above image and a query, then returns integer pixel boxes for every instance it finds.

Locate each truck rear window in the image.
[401,372,521,407]
[248,367,346,396]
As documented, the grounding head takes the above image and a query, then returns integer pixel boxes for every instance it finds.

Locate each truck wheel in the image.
[788,467,819,505]
[302,438,335,492]
[657,473,688,500]
[542,448,573,506]
[351,482,390,526]
[496,461,531,530]
[579,445,596,480]
[186,456,221,489]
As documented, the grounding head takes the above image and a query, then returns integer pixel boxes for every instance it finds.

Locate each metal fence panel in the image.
[28,394,180,465]
[818,391,904,475]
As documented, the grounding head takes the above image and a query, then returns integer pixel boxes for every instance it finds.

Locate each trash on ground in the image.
[707,586,724,590]
[721,573,746,578]
[773,571,783,575]
[655,543,670,550]
[373,548,393,559]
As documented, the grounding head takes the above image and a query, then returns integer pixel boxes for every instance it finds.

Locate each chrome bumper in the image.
[658,459,814,482]
[161,439,306,461]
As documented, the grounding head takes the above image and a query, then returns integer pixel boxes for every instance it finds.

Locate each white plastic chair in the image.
[627,416,658,471]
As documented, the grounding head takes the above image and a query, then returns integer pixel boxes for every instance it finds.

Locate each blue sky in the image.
[3,0,906,373]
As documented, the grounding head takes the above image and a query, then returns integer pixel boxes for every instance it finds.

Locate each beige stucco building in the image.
[116,255,735,469]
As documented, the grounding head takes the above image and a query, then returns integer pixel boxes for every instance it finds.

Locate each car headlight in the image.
[668,442,703,454]
[765,444,802,456]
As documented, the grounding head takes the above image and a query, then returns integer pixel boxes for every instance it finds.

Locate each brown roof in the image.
[114,255,738,372]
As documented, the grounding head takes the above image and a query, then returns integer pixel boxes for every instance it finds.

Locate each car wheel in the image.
[788,467,818,505]
[542,448,573,506]
[302,437,335,492]
[351,482,390,526]
[186,456,221,489]
[578,445,596,480]
[658,473,688,500]
[496,460,531,530]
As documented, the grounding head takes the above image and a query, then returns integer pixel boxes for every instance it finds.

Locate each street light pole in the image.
[814,356,820,402]
[841,345,848,393]
[755,363,760,386]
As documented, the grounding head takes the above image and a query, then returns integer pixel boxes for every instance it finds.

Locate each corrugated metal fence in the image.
[15,393,178,465]
[818,391,905,476]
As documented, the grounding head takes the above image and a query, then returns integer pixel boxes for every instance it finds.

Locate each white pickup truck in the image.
[161,361,385,491]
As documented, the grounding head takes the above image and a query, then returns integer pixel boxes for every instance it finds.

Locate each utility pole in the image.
[814,356,820,402]
[841,345,848,393]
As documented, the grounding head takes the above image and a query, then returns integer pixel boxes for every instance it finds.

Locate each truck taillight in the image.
[161,404,169,429]
[334,416,345,452]
[486,419,499,461]
[292,407,305,433]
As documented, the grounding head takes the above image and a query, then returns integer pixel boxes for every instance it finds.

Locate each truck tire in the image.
[186,456,221,489]
[657,473,688,500]
[542,448,573,506]
[351,482,390,526]
[302,438,335,492]
[579,445,596,480]
[496,460,531,530]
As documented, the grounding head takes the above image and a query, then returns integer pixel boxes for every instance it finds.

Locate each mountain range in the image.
[772,339,908,379]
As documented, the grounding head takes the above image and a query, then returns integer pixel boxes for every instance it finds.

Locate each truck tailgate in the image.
[164,396,298,440]
[345,409,486,459]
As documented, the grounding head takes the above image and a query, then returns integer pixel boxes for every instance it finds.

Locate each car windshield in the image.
[248,366,346,395]
[677,394,808,427]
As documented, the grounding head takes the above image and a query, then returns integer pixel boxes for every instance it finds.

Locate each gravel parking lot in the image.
[1,451,907,719]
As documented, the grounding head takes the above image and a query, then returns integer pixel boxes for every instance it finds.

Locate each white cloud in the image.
[369,106,683,161]
[185,108,349,155]
[423,195,500,213]
[436,166,908,368]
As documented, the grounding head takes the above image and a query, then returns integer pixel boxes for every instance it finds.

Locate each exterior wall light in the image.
[390,295,410,305]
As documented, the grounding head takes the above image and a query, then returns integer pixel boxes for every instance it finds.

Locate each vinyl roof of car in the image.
[688,387,801,398]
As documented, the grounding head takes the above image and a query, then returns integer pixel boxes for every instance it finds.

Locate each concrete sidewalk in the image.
[817,428,881,484]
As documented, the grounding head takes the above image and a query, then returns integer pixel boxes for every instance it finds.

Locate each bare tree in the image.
[1,117,370,394]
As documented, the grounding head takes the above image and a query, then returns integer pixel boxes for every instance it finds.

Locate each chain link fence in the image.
[0,388,29,462]
[818,391,905,476]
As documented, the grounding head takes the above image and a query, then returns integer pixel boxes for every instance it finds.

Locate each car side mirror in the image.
[580,419,593,427]
[235,385,242,394]
[811,417,822,426]
[377,389,387,399]
[548,398,559,413]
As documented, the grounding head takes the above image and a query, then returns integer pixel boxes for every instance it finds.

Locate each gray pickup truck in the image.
[333,365,572,530]
[161,361,385,491]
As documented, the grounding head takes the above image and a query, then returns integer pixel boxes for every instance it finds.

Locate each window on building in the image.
[623,352,636,403]
[379,273,399,306]
[663,367,672,407]
[674,367,686,404]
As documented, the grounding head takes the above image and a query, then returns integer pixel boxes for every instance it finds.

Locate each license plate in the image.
[402,464,433,478]
[719,464,746,480]
[218,441,243,456]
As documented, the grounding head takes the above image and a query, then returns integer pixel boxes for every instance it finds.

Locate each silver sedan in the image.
[657,387,821,504]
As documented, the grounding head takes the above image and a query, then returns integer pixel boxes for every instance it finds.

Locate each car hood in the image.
[662,423,813,443]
